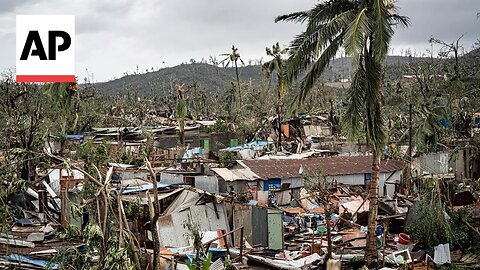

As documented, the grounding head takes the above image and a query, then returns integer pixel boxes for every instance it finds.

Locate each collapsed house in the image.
[156,188,229,247]
[413,149,480,180]
[3,148,480,270]
[4,113,480,270]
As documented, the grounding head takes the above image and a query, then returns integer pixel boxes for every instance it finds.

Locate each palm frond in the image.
[343,62,367,142]
[372,0,394,62]
[344,7,371,58]
[275,11,309,23]
[277,0,358,26]
[262,61,274,77]
[363,55,386,153]
[219,57,231,68]
[307,0,358,29]
[297,34,344,106]
[286,10,355,84]
[391,14,410,28]
[265,47,273,56]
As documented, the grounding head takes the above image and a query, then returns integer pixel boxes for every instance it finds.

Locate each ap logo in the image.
[16,15,75,82]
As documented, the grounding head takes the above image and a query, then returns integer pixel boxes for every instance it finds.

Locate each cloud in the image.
[1,0,479,81]
[0,0,36,14]
[392,0,479,51]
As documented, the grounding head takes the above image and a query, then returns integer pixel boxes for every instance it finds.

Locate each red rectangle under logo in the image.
[16,75,76,82]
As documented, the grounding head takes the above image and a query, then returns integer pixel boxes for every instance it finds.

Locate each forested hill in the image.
[94,63,265,97]
[94,50,480,97]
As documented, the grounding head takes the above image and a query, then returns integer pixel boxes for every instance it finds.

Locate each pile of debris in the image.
[1,165,86,269]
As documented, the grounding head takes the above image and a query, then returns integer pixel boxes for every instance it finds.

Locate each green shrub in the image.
[406,178,453,250]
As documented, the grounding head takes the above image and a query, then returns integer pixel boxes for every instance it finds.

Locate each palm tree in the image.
[263,42,289,149]
[276,0,408,264]
[220,45,244,108]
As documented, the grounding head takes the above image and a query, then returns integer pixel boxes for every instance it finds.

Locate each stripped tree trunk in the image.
[277,107,282,151]
[178,122,185,147]
[234,60,241,108]
[325,205,333,260]
[146,159,161,270]
[365,154,380,265]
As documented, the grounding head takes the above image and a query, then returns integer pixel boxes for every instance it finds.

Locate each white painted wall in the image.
[412,151,449,176]
[262,171,403,198]
[327,171,401,197]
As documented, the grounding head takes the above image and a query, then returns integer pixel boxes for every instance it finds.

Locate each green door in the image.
[267,209,283,250]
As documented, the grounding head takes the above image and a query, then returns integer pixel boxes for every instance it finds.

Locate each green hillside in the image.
[94,51,480,97]
[94,63,265,97]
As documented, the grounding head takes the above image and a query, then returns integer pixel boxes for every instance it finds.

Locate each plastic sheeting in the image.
[434,243,451,265]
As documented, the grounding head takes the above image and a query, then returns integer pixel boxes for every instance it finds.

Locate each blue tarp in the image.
[222,140,273,152]
[440,119,451,129]
[65,134,85,142]
[474,117,480,128]
[15,218,33,226]
[5,253,58,269]
[121,182,171,194]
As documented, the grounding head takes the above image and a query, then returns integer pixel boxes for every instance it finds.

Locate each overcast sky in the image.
[1,0,479,82]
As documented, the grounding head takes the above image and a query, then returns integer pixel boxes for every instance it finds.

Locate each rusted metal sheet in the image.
[341,230,366,242]
[275,190,292,206]
[232,204,252,245]
[242,156,404,179]
[157,211,191,247]
[194,175,219,194]
[160,172,184,185]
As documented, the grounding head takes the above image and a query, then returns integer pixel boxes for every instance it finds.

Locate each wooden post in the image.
[240,227,244,261]
[60,174,70,228]
[222,229,230,255]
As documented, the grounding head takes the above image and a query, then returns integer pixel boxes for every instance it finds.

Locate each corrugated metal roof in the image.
[211,167,260,181]
[242,155,404,179]
[122,188,184,205]
[121,182,171,194]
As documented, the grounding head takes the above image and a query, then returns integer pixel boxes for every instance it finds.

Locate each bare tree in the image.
[304,170,336,259]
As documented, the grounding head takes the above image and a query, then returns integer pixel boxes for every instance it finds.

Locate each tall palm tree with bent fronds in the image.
[263,42,289,149]
[276,0,408,264]
[220,45,245,108]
